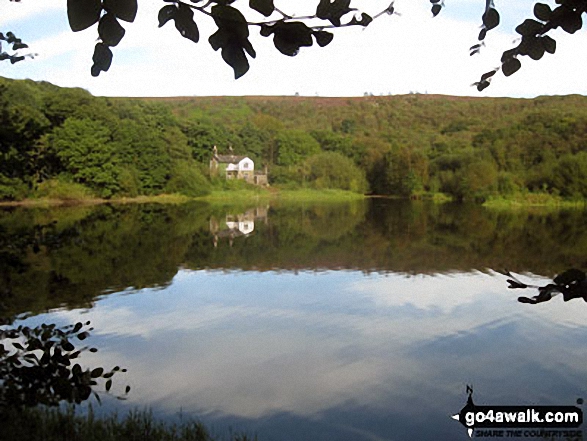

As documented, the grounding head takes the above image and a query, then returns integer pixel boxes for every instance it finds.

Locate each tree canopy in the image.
[3,76,587,202]
[3,0,587,89]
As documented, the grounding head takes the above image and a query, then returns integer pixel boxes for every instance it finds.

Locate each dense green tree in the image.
[384,147,430,197]
[303,151,369,193]
[166,161,211,197]
[543,152,587,198]
[235,122,270,164]
[180,120,238,162]
[0,80,50,186]
[310,130,358,162]
[47,118,120,198]
[275,129,321,166]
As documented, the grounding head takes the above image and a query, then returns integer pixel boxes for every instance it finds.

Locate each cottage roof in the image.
[214,154,249,164]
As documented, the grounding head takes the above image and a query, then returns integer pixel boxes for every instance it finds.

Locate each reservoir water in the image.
[2,199,586,440]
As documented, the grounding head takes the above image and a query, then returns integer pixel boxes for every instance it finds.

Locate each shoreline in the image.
[2,191,586,209]
[0,189,366,208]
[0,194,194,208]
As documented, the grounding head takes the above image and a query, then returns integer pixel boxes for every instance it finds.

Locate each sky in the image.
[1,0,587,98]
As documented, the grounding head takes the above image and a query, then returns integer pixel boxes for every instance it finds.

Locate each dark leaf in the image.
[211,5,249,38]
[502,57,521,76]
[67,0,102,32]
[482,8,500,30]
[431,4,442,17]
[175,3,199,43]
[24,353,39,362]
[478,28,487,41]
[209,29,227,51]
[209,5,254,78]
[500,47,517,62]
[515,19,543,36]
[554,269,585,285]
[41,350,50,365]
[316,0,355,27]
[250,0,275,17]
[73,322,83,333]
[89,347,98,353]
[12,42,28,50]
[260,24,274,37]
[534,3,552,21]
[5,32,16,43]
[349,13,373,27]
[273,21,313,57]
[62,341,75,352]
[476,80,490,92]
[12,342,24,350]
[94,391,102,404]
[103,0,137,22]
[527,38,545,60]
[105,379,112,392]
[469,43,482,56]
[98,13,126,47]
[542,35,556,54]
[221,44,250,79]
[125,385,131,394]
[242,39,256,58]
[480,69,498,81]
[80,385,92,400]
[77,331,90,340]
[560,11,582,34]
[313,30,333,47]
[158,5,177,28]
[91,367,104,378]
[73,363,82,376]
[316,0,330,19]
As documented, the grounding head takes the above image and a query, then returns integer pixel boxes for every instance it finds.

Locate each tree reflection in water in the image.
[504,269,587,304]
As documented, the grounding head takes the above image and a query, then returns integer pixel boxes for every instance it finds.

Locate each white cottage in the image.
[210,146,255,183]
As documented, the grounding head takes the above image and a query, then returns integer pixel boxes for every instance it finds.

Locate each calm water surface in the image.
[2,199,587,440]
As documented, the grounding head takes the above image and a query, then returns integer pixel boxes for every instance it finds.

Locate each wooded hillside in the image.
[2,76,587,201]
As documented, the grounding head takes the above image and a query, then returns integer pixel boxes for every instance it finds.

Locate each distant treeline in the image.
[2,76,587,201]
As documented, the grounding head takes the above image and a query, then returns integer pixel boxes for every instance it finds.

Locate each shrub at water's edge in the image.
[34,178,96,201]
[483,192,587,209]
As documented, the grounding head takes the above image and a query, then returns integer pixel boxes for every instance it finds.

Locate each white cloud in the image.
[0,0,63,27]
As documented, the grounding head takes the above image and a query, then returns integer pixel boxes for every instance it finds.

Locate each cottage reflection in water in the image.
[210,207,269,247]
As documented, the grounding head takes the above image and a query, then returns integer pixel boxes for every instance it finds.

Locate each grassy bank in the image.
[1,406,256,441]
[0,194,193,208]
[482,193,587,209]
[0,188,366,208]
[194,188,365,204]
